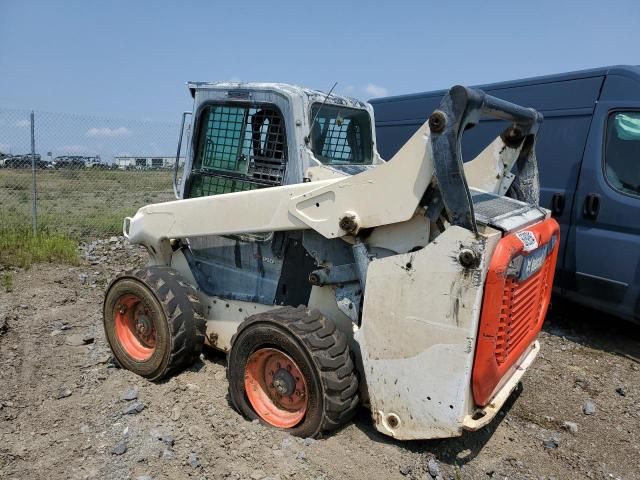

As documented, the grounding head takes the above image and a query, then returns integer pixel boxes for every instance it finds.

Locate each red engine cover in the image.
[472,218,560,407]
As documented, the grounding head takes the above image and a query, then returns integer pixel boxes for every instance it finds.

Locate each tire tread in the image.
[106,266,206,380]
[228,306,358,436]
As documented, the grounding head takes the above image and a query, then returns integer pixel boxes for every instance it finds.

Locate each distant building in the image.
[113,156,185,170]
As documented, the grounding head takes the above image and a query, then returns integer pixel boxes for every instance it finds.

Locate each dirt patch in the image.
[0,239,639,480]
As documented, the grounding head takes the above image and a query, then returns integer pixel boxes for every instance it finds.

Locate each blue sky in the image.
[1,0,639,120]
[0,0,638,159]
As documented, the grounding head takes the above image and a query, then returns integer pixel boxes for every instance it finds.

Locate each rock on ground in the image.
[121,387,139,401]
[583,399,597,415]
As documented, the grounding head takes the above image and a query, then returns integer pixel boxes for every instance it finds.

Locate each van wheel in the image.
[103,266,206,381]
[227,307,359,438]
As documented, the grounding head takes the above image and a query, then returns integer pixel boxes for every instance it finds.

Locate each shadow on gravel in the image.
[352,383,522,468]
[544,297,640,363]
[201,345,227,367]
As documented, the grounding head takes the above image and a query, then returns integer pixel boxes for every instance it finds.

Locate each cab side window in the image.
[604,112,640,198]
[309,104,373,165]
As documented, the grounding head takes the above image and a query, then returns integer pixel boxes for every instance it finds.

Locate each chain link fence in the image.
[0,108,186,239]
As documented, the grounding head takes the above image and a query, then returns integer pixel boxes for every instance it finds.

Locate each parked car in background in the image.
[371,65,640,324]
[85,156,107,169]
[2,154,47,168]
[53,155,87,169]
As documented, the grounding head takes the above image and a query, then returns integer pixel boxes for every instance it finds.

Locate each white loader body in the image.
[118,82,558,440]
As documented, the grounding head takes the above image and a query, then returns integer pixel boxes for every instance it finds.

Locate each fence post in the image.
[30,110,37,234]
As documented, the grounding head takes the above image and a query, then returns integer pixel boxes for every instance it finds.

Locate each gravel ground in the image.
[0,237,639,480]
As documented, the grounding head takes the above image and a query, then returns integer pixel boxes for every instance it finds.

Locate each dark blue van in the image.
[370,65,640,324]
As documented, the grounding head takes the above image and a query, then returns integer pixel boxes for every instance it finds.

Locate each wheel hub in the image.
[113,294,157,361]
[272,369,296,396]
[136,314,150,334]
[244,348,308,428]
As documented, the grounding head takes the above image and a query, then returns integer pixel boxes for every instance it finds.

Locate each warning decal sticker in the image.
[515,230,538,252]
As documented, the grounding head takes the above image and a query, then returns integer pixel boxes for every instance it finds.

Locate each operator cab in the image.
[180,82,384,200]
[176,83,383,306]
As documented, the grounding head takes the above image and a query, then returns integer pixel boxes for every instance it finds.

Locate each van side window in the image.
[605,112,640,198]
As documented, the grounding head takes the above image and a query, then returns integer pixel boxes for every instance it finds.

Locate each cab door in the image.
[183,102,290,304]
[566,101,640,322]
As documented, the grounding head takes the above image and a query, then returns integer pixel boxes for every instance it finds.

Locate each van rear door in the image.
[566,99,640,322]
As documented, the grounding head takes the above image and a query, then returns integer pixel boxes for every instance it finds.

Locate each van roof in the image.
[369,65,640,104]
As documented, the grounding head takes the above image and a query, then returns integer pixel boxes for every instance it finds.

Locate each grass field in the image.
[0,168,176,239]
[0,227,80,268]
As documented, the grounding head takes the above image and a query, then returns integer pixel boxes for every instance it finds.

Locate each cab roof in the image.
[186,81,369,109]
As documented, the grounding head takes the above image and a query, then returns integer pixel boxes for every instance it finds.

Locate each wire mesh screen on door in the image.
[190,105,287,197]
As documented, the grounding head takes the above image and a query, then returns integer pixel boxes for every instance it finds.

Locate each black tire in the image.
[103,266,206,381]
[227,306,359,438]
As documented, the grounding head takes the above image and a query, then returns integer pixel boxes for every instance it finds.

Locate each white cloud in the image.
[60,144,87,153]
[86,126,131,138]
[363,83,389,98]
[0,143,11,152]
[14,119,30,128]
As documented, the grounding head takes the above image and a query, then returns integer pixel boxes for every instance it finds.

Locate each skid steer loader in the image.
[103,82,559,440]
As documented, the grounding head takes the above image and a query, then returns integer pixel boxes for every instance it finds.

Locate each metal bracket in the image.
[336,284,362,324]
[352,240,370,290]
[308,263,359,286]
[428,86,543,234]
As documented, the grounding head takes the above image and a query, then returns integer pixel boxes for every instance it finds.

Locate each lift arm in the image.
[124,86,542,265]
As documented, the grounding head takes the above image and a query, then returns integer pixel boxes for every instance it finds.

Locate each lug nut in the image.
[308,272,321,286]
[339,214,358,233]
[458,248,479,268]
[429,111,447,133]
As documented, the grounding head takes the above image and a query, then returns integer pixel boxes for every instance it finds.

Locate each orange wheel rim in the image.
[244,348,308,428]
[113,293,157,361]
